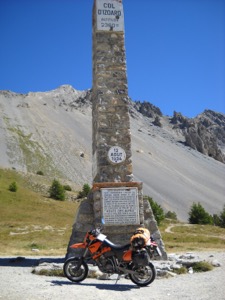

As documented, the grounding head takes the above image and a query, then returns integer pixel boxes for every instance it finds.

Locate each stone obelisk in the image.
[66,0,166,259]
[92,0,132,184]
[91,0,145,241]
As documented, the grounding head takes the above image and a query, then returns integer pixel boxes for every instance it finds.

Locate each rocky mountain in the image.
[170,110,225,163]
[0,85,224,221]
[130,101,225,164]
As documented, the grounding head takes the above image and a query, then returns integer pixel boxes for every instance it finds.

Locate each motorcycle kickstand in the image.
[115,274,121,284]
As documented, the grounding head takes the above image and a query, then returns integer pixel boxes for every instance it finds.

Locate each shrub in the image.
[77,184,91,199]
[36,171,44,176]
[145,196,165,225]
[188,202,213,225]
[219,205,225,228]
[49,179,65,201]
[213,214,221,226]
[213,206,225,228]
[8,181,18,192]
[63,185,72,191]
[152,116,162,127]
[192,261,213,272]
[165,211,178,220]
[172,266,187,275]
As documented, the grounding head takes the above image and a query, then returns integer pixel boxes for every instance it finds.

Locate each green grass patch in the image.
[159,220,225,252]
[172,267,188,275]
[192,261,213,272]
[1,168,225,256]
[5,124,63,177]
[171,224,225,236]
[0,168,80,256]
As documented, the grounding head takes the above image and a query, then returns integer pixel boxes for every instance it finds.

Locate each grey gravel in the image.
[0,251,224,300]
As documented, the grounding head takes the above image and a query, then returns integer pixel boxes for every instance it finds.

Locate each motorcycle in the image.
[63,227,161,287]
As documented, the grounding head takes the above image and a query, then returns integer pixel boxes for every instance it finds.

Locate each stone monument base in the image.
[66,182,167,259]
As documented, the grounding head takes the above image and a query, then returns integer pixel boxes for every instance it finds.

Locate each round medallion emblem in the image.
[108,146,126,164]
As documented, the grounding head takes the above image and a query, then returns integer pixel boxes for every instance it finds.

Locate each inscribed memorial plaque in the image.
[101,187,140,225]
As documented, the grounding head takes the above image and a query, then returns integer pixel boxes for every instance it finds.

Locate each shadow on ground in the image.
[50,280,140,291]
[0,257,65,267]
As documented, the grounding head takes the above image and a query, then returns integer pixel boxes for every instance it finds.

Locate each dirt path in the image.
[165,223,225,240]
[164,223,193,233]
[0,252,225,300]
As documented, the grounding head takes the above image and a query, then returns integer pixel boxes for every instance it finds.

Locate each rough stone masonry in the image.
[92,0,132,184]
[67,0,166,259]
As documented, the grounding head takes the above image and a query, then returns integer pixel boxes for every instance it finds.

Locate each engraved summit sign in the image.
[96,0,124,31]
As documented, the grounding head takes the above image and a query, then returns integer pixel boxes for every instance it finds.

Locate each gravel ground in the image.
[0,251,225,300]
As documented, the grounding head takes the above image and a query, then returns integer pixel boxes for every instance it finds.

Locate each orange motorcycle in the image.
[63,227,161,287]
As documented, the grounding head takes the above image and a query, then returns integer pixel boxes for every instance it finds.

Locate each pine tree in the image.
[188,202,213,225]
[49,179,65,201]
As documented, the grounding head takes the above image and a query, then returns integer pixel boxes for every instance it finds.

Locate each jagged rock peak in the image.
[197,109,225,127]
[55,84,77,92]
[51,85,88,96]
[169,110,225,163]
[132,100,162,118]
[0,90,24,97]
[28,85,87,98]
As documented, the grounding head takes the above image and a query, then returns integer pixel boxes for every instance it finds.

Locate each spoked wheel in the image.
[63,257,88,283]
[129,262,156,287]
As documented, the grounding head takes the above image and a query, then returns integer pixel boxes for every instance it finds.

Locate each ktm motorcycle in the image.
[63,227,161,287]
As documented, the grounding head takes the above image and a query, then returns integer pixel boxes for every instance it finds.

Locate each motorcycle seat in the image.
[104,238,130,250]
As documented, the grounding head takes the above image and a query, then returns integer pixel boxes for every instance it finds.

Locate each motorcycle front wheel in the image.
[63,257,88,283]
[129,262,156,287]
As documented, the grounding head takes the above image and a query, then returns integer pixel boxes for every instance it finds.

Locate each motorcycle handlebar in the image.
[89,227,103,237]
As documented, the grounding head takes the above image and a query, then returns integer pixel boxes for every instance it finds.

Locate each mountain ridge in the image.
[0,85,224,221]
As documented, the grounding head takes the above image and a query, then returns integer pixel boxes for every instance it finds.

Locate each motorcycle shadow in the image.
[50,280,140,291]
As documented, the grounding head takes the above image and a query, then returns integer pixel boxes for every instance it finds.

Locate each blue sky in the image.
[0,0,224,118]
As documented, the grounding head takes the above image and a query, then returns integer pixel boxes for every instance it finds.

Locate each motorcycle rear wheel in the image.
[129,262,156,287]
[63,257,88,283]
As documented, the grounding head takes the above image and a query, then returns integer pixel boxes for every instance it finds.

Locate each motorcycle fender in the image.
[70,242,86,249]
[64,257,83,271]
